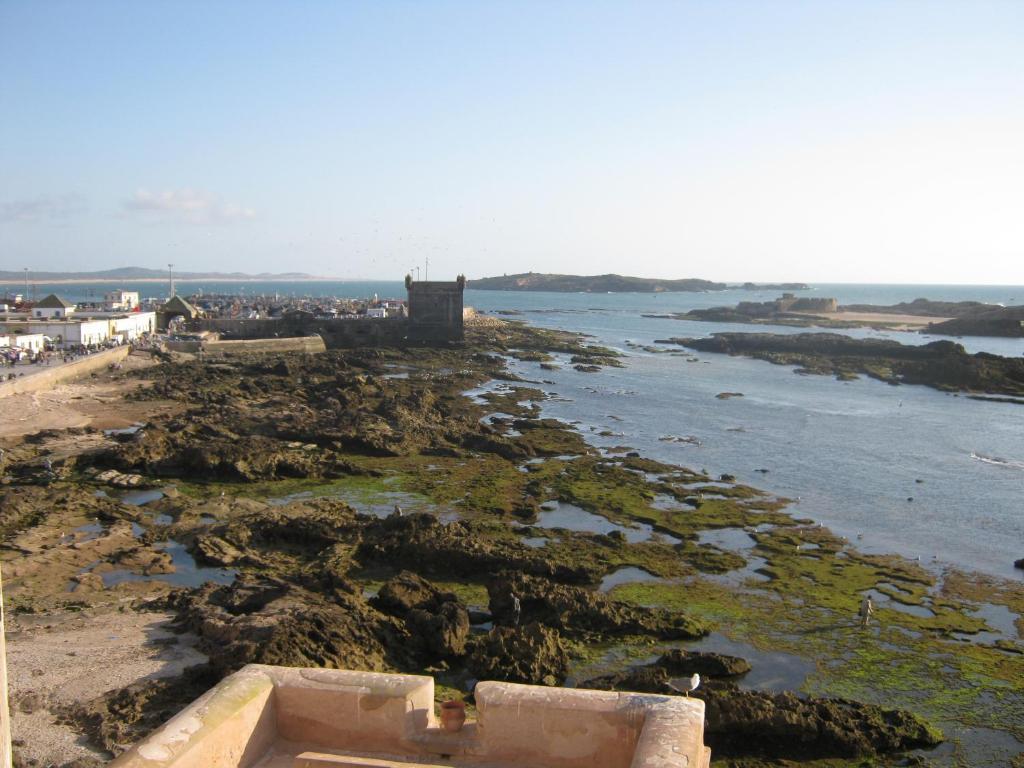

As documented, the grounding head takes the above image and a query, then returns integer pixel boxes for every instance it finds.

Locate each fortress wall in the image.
[790,297,838,312]
[198,316,459,348]
[203,336,327,355]
[197,278,466,347]
[407,282,464,342]
[0,346,131,400]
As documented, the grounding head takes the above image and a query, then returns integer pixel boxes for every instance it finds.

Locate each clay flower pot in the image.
[439,699,467,732]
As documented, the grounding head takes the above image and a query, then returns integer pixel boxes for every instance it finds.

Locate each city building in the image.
[32,294,76,319]
[158,295,202,330]
[104,290,140,311]
[0,311,156,348]
[0,333,46,354]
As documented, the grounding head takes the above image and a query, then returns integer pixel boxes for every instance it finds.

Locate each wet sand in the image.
[6,609,206,766]
[794,310,952,329]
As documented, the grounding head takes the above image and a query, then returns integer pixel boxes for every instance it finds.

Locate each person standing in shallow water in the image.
[859,596,874,628]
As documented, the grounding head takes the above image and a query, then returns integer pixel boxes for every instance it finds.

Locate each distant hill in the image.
[0,267,320,281]
[468,272,727,293]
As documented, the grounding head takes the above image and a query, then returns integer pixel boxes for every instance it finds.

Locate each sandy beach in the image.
[793,310,952,330]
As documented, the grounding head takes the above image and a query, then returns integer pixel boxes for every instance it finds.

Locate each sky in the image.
[1,0,1022,285]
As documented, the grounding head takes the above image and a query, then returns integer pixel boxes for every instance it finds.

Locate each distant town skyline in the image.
[1,1,1022,285]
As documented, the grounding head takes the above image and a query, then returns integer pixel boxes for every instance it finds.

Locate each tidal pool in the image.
[120,489,165,506]
[536,501,680,545]
[599,567,661,593]
[100,540,236,589]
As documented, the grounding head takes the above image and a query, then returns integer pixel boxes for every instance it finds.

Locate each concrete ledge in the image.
[110,665,276,768]
[203,337,326,355]
[0,346,131,399]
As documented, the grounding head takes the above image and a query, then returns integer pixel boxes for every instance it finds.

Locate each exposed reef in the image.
[656,296,1022,337]
[2,320,1021,766]
[583,654,940,761]
[661,332,1024,400]
[925,304,1024,338]
[468,272,726,293]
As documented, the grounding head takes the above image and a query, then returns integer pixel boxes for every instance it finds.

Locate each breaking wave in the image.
[971,452,1024,471]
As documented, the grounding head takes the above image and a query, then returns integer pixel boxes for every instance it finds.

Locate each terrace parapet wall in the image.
[109,666,710,768]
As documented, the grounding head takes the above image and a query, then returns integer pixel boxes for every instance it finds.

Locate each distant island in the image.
[650,295,1024,338]
[738,282,810,291]
[0,267,323,283]
[468,272,727,293]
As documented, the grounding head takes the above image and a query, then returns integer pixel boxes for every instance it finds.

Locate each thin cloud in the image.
[0,193,87,222]
[123,188,256,224]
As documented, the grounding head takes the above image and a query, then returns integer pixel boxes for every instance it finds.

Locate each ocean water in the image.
[4,280,410,304]
[462,285,1023,581]
[25,280,1024,579]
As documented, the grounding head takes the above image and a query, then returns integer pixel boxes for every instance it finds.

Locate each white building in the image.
[105,312,157,342]
[0,333,46,353]
[0,311,156,348]
[0,318,108,347]
[104,290,140,311]
[33,294,76,319]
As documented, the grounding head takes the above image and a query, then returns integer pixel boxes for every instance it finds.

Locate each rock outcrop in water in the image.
[169,578,408,673]
[467,623,570,686]
[663,332,1024,400]
[487,572,709,640]
[584,657,941,761]
[357,513,601,583]
[372,571,471,658]
[925,304,1024,338]
[469,272,727,293]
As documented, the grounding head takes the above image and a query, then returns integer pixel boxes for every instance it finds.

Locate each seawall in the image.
[203,336,327,355]
[0,346,131,400]
[197,316,460,347]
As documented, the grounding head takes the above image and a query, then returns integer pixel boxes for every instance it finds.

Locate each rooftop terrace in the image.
[109,666,710,768]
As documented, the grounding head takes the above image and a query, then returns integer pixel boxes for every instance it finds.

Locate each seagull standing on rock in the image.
[669,673,701,697]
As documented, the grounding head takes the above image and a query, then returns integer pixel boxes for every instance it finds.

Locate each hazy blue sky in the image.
[1,1,1022,284]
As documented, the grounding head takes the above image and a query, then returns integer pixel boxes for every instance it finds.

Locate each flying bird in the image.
[669,673,701,697]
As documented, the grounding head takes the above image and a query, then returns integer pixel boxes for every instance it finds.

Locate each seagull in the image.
[669,673,701,697]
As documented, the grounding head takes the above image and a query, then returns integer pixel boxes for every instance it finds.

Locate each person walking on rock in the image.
[859,595,874,628]
[510,592,521,627]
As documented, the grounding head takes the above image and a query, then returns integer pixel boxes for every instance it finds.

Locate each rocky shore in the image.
[1,320,1021,766]
[655,296,1024,337]
[660,332,1024,402]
